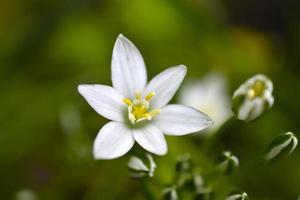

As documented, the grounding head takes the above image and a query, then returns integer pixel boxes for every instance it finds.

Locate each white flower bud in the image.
[193,174,205,193]
[127,154,156,178]
[266,132,298,161]
[217,151,239,175]
[176,154,193,173]
[163,187,178,200]
[232,74,274,122]
[195,187,214,200]
[226,191,248,200]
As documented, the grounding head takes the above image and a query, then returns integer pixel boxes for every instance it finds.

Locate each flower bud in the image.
[127,154,156,178]
[226,191,248,200]
[193,173,205,193]
[194,187,214,200]
[217,151,239,175]
[163,187,178,200]
[176,154,193,174]
[232,74,274,122]
[266,132,298,162]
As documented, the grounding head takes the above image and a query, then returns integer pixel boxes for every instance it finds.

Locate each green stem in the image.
[141,179,155,200]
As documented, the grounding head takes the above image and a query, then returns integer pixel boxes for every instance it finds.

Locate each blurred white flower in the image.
[60,105,82,134]
[15,189,36,200]
[232,74,274,122]
[179,73,232,132]
[78,34,212,159]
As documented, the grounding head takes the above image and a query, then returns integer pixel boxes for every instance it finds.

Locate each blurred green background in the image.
[1,0,300,199]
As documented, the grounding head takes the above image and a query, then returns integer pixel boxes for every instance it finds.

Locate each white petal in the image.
[153,104,213,136]
[93,122,134,159]
[133,124,167,156]
[237,98,264,121]
[144,65,187,108]
[78,84,125,121]
[111,34,147,99]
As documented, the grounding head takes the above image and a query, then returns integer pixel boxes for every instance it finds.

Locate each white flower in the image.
[179,73,232,132]
[232,74,274,122]
[78,34,212,159]
[15,189,36,200]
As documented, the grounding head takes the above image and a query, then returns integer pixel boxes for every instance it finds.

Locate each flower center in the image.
[123,91,160,124]
[247,80,266,100]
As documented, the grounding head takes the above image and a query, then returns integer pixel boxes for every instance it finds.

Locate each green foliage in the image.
[0,0,300,199]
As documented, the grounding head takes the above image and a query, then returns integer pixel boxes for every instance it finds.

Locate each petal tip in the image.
[177,65,187,73]
[116,33,128,44]
[77,84,93,95]
[77,84,86,94]
[154,148,168,156]
[117,33,125,39]
[179,64,187,70]
[93,148,119,160]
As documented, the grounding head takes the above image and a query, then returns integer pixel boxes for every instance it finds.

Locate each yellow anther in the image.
[124,91,160,124]
[132,104,147,119]
[145,92,155,101]
[123,98,132,106]
[252,80,265,97]
[247,89,255,100]
[248,80,266,100]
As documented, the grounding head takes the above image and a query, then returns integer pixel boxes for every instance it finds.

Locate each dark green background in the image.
[1,0,299,199]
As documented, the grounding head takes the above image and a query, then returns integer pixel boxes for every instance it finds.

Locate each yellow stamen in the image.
[123,98,132,106]
[124,91,159,124]
[248,80,266,100]
[145,92,155,101]
[247,89,255,99]
[131,104,147,119]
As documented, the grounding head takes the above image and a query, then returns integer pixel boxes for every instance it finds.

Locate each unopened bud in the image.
[232,74,274,122]
[127,154,156,178]
[226,191,248,200]
[266,132,298,162]
[176,154,193,173]
[217,151,239,175]
[195,187,214,200]
[163,187,178,200]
